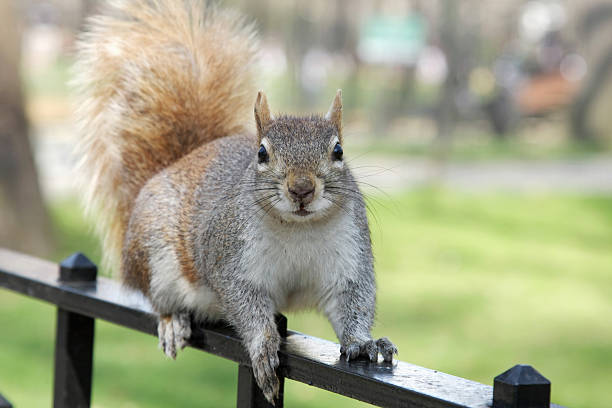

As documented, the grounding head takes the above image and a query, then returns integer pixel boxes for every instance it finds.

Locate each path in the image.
[33,128,612,199]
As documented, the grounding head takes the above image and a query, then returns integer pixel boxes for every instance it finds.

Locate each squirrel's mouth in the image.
[294,204,311,217]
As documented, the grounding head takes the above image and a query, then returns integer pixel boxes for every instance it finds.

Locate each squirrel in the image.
[73,0,397,403]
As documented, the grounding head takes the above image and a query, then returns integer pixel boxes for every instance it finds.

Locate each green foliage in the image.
[23,56,72,98]
[1,190,611,407]
[50,199,102,267]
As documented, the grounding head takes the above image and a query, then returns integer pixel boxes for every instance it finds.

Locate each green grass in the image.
[353,136,610,162]
[1,190,611,407]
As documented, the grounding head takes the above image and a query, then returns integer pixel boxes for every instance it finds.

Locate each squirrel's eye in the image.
[332,142,343,161]
[258,144,269,163]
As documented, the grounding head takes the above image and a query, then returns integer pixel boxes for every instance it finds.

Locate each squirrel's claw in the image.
[340,343,362,361]
[341,337,398,363]
[252,352,280,404]
[251,333,281,404]
[376,337,398,362]
[158,313,192,359]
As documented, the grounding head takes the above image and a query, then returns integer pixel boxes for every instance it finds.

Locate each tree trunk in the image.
[0,1,53,255]
[434,0,460,160]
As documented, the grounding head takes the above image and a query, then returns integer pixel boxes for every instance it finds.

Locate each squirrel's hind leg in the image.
[158,312,192,359]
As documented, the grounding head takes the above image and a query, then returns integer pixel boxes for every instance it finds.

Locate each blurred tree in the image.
[286,2,312,108]
[434,0,460,156]
[571,3,612,141]
[0,1,53,255]
[434,0,478,149]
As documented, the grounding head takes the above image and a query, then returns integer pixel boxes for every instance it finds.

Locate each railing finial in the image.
[493,364,551,408]
[0,393,13,408]
[59,252,97,283]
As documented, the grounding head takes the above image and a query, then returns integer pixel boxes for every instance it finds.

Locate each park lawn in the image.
[0,189,610,408]
[351,134,611,162]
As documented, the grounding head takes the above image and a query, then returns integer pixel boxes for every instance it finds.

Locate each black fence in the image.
[0,248,565,408]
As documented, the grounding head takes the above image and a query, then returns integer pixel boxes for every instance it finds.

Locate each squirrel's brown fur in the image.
[73,0,258,270]
[75,2,397,402]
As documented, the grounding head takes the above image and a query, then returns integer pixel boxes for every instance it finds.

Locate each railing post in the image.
[236,314,287,408]
[493,364,551,408]
[53,253,97,408]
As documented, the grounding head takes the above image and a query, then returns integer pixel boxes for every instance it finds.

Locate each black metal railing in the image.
[0,248,565,408]
[0,393,12,408]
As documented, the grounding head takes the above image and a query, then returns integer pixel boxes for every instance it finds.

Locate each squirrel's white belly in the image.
[148,211,361,320]
[148,245,224,321]
[241,211,362,312]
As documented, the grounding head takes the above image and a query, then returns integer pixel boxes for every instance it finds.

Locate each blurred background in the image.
[1,0,611,407]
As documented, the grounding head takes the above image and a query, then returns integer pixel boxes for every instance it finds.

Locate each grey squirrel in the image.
[73,0,397,403]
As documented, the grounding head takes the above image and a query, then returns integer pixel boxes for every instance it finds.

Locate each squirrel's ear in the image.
[325,89,343,143]
[254,91,272,141]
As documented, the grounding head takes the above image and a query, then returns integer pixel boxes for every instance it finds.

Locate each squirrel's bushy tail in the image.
[73,0,258,271]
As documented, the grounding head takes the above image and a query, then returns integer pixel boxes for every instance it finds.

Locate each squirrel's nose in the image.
[288,183,315,204]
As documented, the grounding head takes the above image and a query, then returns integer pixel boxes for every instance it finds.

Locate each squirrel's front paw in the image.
[250,335,281,404]
[340,337,398,362]
[157,313,192,359]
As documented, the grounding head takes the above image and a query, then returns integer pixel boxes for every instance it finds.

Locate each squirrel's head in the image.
[250,90,353,223]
